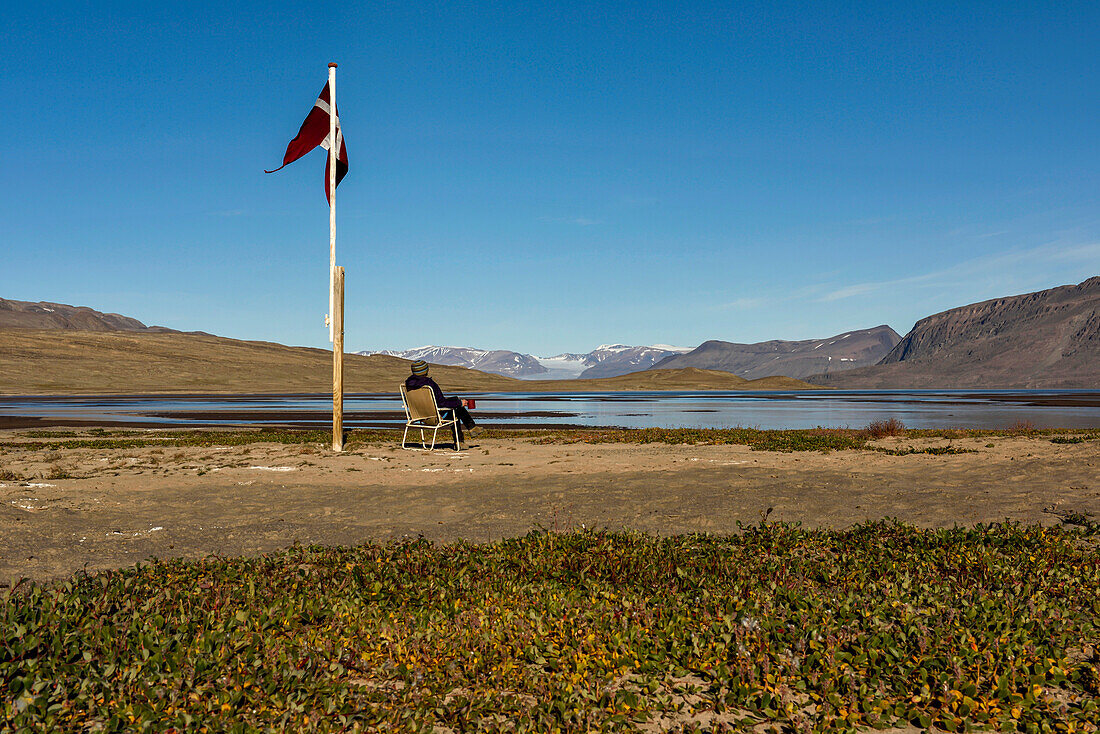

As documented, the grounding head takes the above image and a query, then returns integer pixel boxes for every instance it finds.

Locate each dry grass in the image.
[861,418,907,439]
[43,465,73,480]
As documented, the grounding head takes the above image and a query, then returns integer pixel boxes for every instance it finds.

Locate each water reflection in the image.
[2,390,1099,430]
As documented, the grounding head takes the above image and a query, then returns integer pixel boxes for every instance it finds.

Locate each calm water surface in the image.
[3,390,1100,430]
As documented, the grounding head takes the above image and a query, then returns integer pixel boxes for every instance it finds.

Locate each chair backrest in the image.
[402,386,441,425]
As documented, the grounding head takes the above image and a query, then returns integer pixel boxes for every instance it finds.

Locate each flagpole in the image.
[328,63,337,344]
[328,62,343,452]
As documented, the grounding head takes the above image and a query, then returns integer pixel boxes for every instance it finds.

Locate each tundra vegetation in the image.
[2,522,1098,732]
[3,425,1098,455]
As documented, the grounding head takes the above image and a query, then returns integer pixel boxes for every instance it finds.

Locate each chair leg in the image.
[453,421,462,451]
[402,424,410,449]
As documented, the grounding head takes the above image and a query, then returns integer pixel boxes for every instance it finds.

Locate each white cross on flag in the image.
[266,83,348,203]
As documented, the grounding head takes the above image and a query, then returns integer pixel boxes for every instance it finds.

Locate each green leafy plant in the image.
[2,523,1097,732]
[875,445,976,456]
[2,427,1097,454]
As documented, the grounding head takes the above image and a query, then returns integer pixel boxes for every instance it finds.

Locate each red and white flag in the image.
[266,83,348,203]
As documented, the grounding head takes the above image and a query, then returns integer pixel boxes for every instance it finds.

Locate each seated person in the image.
[404,360,480,438]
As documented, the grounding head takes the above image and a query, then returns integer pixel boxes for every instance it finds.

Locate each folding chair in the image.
[400,385,462,451]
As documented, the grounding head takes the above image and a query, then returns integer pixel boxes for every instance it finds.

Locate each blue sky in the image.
[2,1,1097,355]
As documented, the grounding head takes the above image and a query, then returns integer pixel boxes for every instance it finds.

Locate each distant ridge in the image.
[810,277,1100,388]
[572,344,693,379]
[651,326,901,379]
[358,345,548,378]
[0,297,817,392]
[358,343,693,379]
[0,330,821,394]
[0,297,200,334]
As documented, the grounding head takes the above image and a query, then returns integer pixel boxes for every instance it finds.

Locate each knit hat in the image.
[410,360,429,376]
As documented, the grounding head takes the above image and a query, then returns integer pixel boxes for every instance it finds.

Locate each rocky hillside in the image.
[811,277,1100,388]
[0,298,181,333]
[651,326,901,380]
[574,344,693,379]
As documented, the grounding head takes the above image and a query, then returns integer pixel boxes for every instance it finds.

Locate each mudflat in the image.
[2,430,1096,585]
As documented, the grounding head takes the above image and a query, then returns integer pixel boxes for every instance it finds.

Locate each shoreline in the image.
[2,428,1096,584]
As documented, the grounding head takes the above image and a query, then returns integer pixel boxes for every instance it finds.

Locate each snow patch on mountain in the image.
[359,343,695,379]
[357,346,548,378]
[575,344,693,378]
[527,355,588,379]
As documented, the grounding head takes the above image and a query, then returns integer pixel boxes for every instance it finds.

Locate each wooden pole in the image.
[327,62,342,452]
[333,266,345,452]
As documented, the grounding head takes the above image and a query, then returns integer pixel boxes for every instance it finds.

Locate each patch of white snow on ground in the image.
[23,482,55,488]
[106,526,165,539]
[248,466,296,472]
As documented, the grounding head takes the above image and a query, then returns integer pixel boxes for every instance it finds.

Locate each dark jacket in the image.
[404,374,462,409]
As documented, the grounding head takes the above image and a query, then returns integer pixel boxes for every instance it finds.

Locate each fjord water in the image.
[3,391,1100,429]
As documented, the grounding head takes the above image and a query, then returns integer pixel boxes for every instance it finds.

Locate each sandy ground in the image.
[1,431,1097,584]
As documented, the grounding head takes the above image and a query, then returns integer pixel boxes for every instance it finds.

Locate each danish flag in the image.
[266,83,348,203]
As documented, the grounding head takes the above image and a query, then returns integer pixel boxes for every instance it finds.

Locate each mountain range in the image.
[361,329,900,382]
[363,345,548,378]
[357,344,693,379]
[0,328,817,395]
[809,276,1100,388]
[361,279,1098,387]
[651,326,901,380]
[5,276,1097,389]
[560,344,695,379]
[0,297,190,333]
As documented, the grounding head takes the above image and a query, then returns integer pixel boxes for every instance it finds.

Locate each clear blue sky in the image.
[2,1,1097,355]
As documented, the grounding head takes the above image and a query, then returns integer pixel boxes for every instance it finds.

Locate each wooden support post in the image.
[332,266,345,452]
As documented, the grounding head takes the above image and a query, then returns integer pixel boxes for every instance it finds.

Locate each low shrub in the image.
[3,524,1097,732]
[1008,419,1037,434]
[862,418,906,439]
[43,465,73,480]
